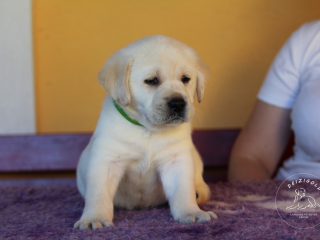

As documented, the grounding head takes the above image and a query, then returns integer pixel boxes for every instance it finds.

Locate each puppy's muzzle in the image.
[168,98,186,117]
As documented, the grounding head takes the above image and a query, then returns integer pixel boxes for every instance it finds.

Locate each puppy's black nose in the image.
[168,98,186,113]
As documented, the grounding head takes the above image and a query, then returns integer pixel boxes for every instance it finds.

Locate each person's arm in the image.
[228,100,292,181]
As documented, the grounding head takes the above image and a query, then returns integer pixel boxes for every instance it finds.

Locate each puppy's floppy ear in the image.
[196,59,210,103]
[98,51,133,106]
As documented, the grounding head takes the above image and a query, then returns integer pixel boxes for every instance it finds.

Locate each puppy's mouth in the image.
[146,113,185,126]
[163,114,185,124]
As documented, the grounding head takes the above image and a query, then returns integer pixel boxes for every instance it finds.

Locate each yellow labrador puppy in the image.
[74,35,217,230]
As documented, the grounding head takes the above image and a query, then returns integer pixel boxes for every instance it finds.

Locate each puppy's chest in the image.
[113,130,189,208]
[124,134,175,167]
[126,149,158,181]
[115,150,165,209]
[118,138,173,191]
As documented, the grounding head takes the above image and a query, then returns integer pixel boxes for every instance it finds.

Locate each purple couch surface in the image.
[0,181,319,240]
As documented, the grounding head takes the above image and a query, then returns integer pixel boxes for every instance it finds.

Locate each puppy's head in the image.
[99,35,209,131]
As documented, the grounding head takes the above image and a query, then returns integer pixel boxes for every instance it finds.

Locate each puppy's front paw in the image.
[74,218,113,230]
[174,210,218,224]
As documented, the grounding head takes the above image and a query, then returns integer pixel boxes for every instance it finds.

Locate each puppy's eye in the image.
[144,77,159,85]
[182,76,190,84]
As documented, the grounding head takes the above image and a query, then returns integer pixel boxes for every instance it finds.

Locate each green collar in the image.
[113,100,143,127]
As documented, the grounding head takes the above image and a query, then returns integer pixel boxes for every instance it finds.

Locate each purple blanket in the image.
[0,180,319,239]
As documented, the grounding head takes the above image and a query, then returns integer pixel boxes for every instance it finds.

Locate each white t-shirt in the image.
[258,20,320,180]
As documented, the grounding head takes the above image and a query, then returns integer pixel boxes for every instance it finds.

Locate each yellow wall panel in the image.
[33,0,320,133]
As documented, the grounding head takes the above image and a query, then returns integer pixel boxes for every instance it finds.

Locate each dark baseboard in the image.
[0,129,240,184]
[0,133,91,172]
[0,129,295,185]
[0,129,240,172]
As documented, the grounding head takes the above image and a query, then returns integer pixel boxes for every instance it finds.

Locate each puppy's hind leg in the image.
[193,147,210,204]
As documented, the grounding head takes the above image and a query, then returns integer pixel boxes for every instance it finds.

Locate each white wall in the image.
[0,0,35,134]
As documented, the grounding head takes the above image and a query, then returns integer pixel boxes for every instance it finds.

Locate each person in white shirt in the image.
[228,20,320,181]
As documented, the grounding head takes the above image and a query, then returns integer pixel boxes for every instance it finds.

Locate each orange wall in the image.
[33,0,320,133]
